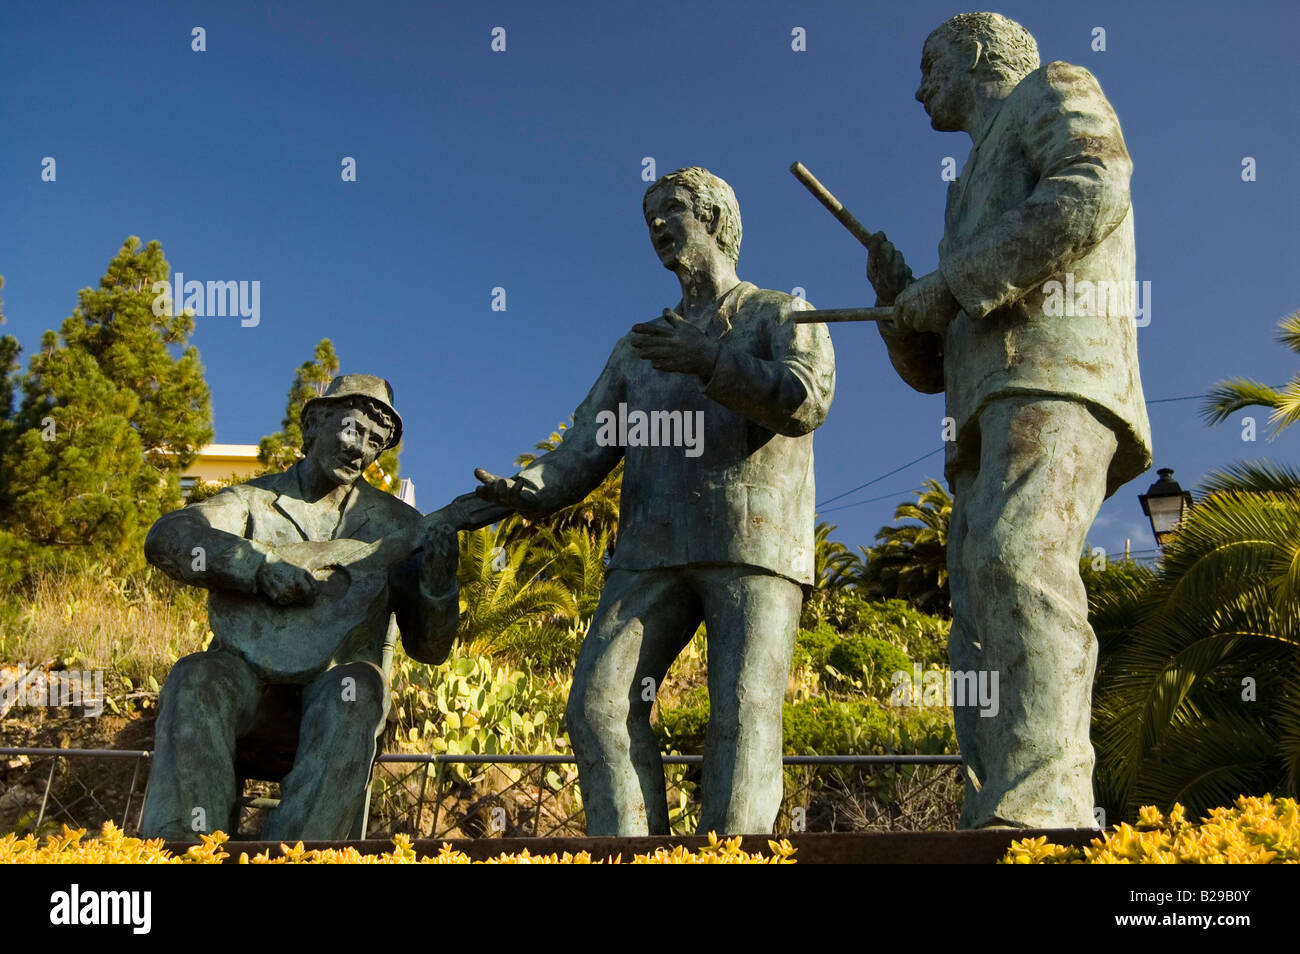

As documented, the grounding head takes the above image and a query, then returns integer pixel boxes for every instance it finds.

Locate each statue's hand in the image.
[474,468,541,514]
[893,269,959,336]
[630,310,720,377]
[866,231,914,306]
[256,557,317,606]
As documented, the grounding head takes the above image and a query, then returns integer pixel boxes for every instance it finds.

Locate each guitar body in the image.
[208,535,401,683]
[205,493,509,683]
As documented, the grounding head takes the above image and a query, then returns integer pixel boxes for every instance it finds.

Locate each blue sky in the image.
[3,0,1297,557]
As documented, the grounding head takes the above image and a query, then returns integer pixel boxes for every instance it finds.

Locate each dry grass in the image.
[0,565,209,686]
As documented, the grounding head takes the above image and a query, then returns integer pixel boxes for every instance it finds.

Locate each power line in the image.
[1147,393,1212,405]
[814,386,1285,510]
[1147,384,1287,405]
[817,486,925,515]
[1090,546,1161,558]
[815,447,943,507]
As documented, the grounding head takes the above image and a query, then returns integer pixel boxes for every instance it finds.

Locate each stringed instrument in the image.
[208,492,510,682]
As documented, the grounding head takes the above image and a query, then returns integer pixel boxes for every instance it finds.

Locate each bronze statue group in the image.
[141,13,1150,842]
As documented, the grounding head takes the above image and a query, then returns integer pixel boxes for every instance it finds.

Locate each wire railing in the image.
[0,747,963,839]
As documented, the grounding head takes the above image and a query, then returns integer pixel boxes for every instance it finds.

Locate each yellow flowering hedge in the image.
[1002,795,1300,864]
[0,824,796,864]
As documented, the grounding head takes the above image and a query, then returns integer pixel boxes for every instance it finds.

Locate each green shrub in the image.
[793,618,918,696]
[656,699,956,756]
[798,595,949,669]
[389,650,570,782]
[783,699,955,755]
[827,637,912,694]
[792,622,837,668]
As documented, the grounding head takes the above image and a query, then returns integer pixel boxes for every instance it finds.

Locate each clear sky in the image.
[4,0,1297,557]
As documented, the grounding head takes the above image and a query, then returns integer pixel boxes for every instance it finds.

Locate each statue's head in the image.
[918,12,1039,130]
[643,167,742,271]
[300,374,402,486]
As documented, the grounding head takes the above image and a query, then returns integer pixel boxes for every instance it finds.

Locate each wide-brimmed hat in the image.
[301,374,403,449]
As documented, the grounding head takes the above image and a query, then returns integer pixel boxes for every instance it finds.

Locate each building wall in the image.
[181,444,263,496]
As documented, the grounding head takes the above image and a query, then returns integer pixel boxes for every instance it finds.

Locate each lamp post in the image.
[1138,468,1195,547]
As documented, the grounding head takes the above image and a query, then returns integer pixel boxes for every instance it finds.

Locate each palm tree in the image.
[812,521,862,590]
[501,419,622,555]
[527,523,612,621]
[454,522,577,667]
[801,521,867,629]
[860,478,952,617]
[1091,461,1300,822]
[1201,309,1300,438]
[1091,312,1300,819]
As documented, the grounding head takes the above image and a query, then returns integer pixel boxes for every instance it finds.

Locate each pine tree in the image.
[0,275,19,511]
[5,334,148,554]
[0,275,15,423]
[258,338,402,494]
[0,335,18,424]
[258,339,339,471]
[0,239,213,565]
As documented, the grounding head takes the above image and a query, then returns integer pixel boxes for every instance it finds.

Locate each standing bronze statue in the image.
[863,13,1151,828]
[475,167,836,836]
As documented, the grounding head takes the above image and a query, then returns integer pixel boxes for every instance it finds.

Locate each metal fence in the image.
[1,747,963,839]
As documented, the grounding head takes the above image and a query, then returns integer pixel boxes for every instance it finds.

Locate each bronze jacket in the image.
[513,281,836,585]
[143,461,459,676]
[881,61,1153,497]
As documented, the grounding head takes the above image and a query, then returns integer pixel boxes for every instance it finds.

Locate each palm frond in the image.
[1276,309,1300,354]
[1273,683,1300,796]
[1199,460,1300,496]
[1199,378,1282,425]
[1265,373,1300,434]
[1128,704,1279,818]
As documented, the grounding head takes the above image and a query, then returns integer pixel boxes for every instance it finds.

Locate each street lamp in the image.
[1138,467,1195,547]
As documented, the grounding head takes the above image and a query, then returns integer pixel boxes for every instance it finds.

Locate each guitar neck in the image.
[424,491,514,533]
[357,492,514,569]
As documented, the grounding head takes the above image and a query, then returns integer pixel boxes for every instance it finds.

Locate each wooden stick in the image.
[790,161,878,251]
[788,162,898,325]
[795,306,896,325]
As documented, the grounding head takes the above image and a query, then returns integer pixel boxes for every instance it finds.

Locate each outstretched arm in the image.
[475,346,627,515]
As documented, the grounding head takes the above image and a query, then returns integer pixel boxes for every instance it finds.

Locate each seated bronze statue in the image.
[140,374,502,841]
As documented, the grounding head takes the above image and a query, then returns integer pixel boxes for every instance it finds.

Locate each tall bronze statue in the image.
[865,13,1151,827]
[475,167,836,836]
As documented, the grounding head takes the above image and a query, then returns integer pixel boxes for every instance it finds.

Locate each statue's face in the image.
[645,184,714,270]
[915,33,972,132]
[305,402,391,486]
